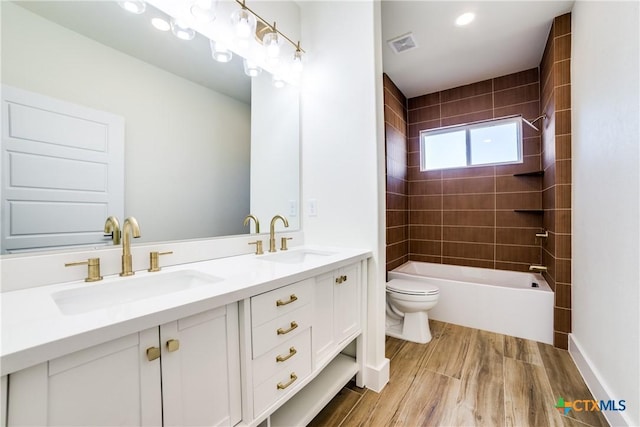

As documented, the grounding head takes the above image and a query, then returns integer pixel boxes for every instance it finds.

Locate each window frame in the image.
[419,115,524,171]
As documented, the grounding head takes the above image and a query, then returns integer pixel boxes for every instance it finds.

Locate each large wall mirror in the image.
[0,1,300,254]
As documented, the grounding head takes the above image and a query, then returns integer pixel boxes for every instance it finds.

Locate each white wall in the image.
[571,2,639,425]
[250,72,300,233]
[299,1,388,390]
[1,3,250,243]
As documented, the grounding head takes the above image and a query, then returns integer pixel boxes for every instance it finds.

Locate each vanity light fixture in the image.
[230,0,305,63]
[243,58,262,77]
[171,18,196,40]
[455,12,475,26]
[118,0,147,14]
[190,0,217,23]
[210,39,233,63]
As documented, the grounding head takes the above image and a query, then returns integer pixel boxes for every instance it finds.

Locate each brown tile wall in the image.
[405,68,543,272]
[384,74,409,272]
[540,13,573,349]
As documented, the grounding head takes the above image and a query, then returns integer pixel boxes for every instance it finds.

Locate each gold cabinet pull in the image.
[276,347,297,363]
[146,346,160,362]
[276,294,298,307]
[276,372,298,390]
[335,275,348,284]
[277,321,298,335]
[166,339,180,352]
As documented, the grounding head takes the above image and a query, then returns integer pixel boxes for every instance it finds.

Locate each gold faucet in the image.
[529,265,548,273]
[269,215,289,252]
[243,214,260,234]
[104,216,121,245]
[120,217,141,276]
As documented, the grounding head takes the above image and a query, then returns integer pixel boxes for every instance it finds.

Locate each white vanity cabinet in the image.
[6,304,241,427]
[242,262,364,426]
[247,279,314,417]
[313,263,361,366]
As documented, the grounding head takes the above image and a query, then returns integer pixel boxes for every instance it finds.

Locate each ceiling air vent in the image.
[387,32,418,54]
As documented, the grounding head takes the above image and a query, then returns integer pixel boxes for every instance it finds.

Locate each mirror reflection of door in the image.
[1,85,124,254]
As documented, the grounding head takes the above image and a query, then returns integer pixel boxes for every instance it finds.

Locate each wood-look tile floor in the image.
[308,321,609,427]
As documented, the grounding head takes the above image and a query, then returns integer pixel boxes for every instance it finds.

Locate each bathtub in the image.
[388,261,554,344]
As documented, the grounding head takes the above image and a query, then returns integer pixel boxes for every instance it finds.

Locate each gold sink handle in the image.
[148,251,173,272]
[65,258,103,282]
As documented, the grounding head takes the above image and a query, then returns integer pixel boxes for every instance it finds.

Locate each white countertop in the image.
[0,246,371,376]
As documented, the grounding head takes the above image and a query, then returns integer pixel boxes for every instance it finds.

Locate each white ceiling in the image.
[382,0,575,98]
[15,1,251,104]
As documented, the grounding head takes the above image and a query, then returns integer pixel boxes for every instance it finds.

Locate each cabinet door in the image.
[160,304,241,427]
[312,271,335,365]
[334,263,361,344]
[7,329,161,426]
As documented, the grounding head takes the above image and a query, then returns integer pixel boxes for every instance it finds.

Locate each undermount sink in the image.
[52,270,223,315]
[260,249,336,264]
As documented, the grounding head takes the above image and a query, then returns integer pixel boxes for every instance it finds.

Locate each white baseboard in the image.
[363,358,390,393]
[569,334,633,427]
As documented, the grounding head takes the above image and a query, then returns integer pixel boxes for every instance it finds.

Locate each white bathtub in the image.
[389,261,554,344]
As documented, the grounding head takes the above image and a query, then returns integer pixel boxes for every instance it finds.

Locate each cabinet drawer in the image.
[252,328,311,386]
[251,279,313,327]
[253,349,311,417]
[252,305,312,358]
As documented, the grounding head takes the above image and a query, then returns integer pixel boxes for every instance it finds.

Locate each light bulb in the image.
[231,8,256,41]
[455,12,475,26]
[272,74,285,88]
[171,18,195,40]
[191,0,216,23]
[243,58,262,77]
[263,31,280,60]
[292,49,303,74]
[151,17,170,31]
[210,40,233,63]
[118,1,146,14]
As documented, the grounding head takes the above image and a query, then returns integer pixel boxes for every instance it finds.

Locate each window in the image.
[420,116,523,171]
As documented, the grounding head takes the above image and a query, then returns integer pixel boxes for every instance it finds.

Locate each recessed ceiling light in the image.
[151,17,170,31]
[455,12,475,27]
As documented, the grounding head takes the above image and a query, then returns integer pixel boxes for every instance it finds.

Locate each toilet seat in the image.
[386,279,439,296]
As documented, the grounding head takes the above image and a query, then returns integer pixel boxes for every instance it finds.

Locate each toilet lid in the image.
[386,279,439,296]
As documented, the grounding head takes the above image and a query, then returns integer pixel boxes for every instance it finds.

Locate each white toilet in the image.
[385,279,440,344]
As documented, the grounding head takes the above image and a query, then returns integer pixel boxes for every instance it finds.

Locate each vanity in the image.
[0,246,370,427]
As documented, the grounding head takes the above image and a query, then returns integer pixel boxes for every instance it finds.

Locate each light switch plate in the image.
[308,199,318,217]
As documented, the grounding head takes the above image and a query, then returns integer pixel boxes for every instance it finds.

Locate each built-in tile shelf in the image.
[513,170,545,177]
[513,171,544,213]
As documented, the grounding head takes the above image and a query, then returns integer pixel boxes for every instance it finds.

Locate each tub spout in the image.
[529,265,547,273]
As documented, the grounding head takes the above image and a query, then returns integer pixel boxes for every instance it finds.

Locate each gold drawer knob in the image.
[336,275,348,284]
[166,339,180,352]
[276,294,298,306]
[276,347,297,363]
[277,321,298,335]
[276,372,298,390]
[146,346,160,362]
